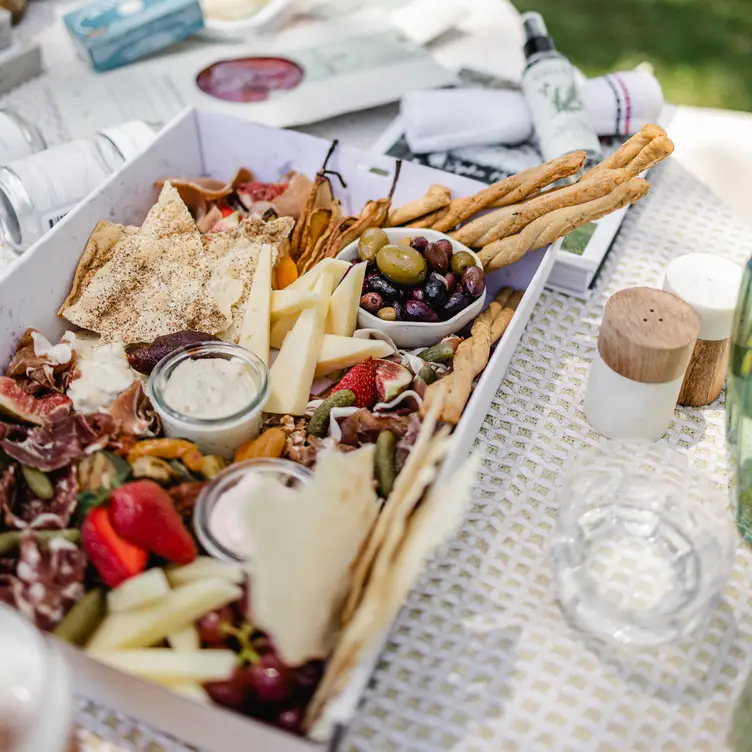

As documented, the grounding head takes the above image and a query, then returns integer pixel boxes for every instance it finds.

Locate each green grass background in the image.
[512,0,752,111]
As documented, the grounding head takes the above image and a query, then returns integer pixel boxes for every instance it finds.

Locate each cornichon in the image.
[0,529,80,557]
[308,390,356,438]
[416,342,455,363]
[375,430,396,498]
[417,365,437,385]
[53,589,106,646]
[21,465,54,500]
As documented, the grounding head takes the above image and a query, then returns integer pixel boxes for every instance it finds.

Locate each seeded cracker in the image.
[60,183,293,344]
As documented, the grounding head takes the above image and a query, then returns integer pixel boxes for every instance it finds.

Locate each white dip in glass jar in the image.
[148,342,270,459]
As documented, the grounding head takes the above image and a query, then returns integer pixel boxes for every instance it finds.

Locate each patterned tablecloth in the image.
[3,7,752,747]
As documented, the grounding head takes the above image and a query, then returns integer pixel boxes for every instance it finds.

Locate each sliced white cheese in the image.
[315,335,396,378]
[107,568,171,613]
[91,649,236,684]
[166,557,245,587]
[167,625,200,652]
[326,262,367,338]
[286,258,349,292]
[238,243,272,366]
[270,288,320,321]
[87,578,241,651]
[266,274,333,415]
[270,314,298,350]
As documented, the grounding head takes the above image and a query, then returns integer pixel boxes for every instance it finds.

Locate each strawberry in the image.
[331,358,378,408]
[109,480,197,565]
[82,507,147,588]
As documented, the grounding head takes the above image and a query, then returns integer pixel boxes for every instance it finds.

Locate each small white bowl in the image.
[337,228,485,349]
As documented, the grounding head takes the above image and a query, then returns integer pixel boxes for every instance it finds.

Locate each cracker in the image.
[305,452,481,735]
[341,388,447,625]
[58,221,136,314]
[245,446,379,667]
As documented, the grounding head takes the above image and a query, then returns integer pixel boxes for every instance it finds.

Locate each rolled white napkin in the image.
[402,70,664,153]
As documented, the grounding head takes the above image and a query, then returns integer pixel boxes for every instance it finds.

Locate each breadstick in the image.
[621,135,675,178]
[431,151,585,233]
[388,184,451,226]
[473,169,626,247]
[406,205,449,229]
[585,124,665,178]
[420,287,516,419]
[442,290,523,424]
[451,206,517,247]
[481,178,650,271]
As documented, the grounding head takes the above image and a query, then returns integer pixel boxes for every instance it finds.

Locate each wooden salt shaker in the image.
[584,287,700,440]
[663,253,743,406]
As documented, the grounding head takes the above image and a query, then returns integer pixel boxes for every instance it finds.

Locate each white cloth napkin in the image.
[402,70,664,154]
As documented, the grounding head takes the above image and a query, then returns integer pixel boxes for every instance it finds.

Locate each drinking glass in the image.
[551,441,735,646]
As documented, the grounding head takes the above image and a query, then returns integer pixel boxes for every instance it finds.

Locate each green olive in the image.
[358,228,389,262]
[376,244,427,286]
[377,307,398,321]
[450,250,476,276]
[397,236,414,248]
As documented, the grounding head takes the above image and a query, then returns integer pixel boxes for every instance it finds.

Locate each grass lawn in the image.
[512,0,752,112]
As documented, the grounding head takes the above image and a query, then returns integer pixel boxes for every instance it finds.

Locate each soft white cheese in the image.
[161,358,257,420]
[209,471,266,559]
[66,334,138,414]
[31,330,76,366]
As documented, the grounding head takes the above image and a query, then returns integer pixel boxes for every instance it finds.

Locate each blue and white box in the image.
[64,0,204,73]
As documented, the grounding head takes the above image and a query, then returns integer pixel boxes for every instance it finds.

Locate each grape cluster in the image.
[198,599,322,734]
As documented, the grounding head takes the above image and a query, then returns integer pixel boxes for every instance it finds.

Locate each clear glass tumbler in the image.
[551,441,736,646]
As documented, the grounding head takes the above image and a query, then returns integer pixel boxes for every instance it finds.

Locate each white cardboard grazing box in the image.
[0,109,556,751]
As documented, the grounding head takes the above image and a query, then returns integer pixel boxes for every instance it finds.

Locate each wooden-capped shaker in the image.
[663,253,743,406]
[584,286,700,440]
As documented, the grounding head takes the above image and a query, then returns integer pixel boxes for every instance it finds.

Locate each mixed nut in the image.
[357,230,486,323]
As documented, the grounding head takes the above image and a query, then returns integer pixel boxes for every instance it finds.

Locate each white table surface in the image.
[3,3,752,752]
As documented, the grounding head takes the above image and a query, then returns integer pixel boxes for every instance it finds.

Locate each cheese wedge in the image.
[266,274,334,414]
[286,258,349,292]
[238,243,272,365]
[270,289,320,321]
[315,335,396,378]
[270,314,298,349]
[326,262,367,337]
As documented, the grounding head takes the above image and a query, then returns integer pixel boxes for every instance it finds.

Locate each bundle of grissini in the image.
[386,124,673,271]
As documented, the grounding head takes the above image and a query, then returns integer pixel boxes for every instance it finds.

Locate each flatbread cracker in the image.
[58,221,137,314]
[341,389,447,625]
[62,183,232,343]
[245,446,379,666]
[306,452,481,735]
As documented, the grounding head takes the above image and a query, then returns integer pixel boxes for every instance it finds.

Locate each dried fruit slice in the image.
[0,376,71,425]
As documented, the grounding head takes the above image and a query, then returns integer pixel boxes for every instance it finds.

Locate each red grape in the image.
[197,606,234,645]
[276,705,304,734]
[295,660,323,697]
[204,666,249,711]
[244,654,293,703]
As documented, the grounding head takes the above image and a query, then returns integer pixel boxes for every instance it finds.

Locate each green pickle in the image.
[53,589,106,646]
[308,390,356,438]
[374,430,396,497]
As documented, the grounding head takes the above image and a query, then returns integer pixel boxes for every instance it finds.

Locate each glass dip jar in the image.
[194,458,312,564]
[148,342,270,459]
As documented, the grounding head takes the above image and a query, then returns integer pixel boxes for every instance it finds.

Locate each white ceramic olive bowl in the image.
[337,228,485,349]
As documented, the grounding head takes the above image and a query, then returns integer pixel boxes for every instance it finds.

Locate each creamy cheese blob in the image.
[209,470,264,559]
[31,330,75,366]
[66,333,138,414]
[161,358,257,419]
